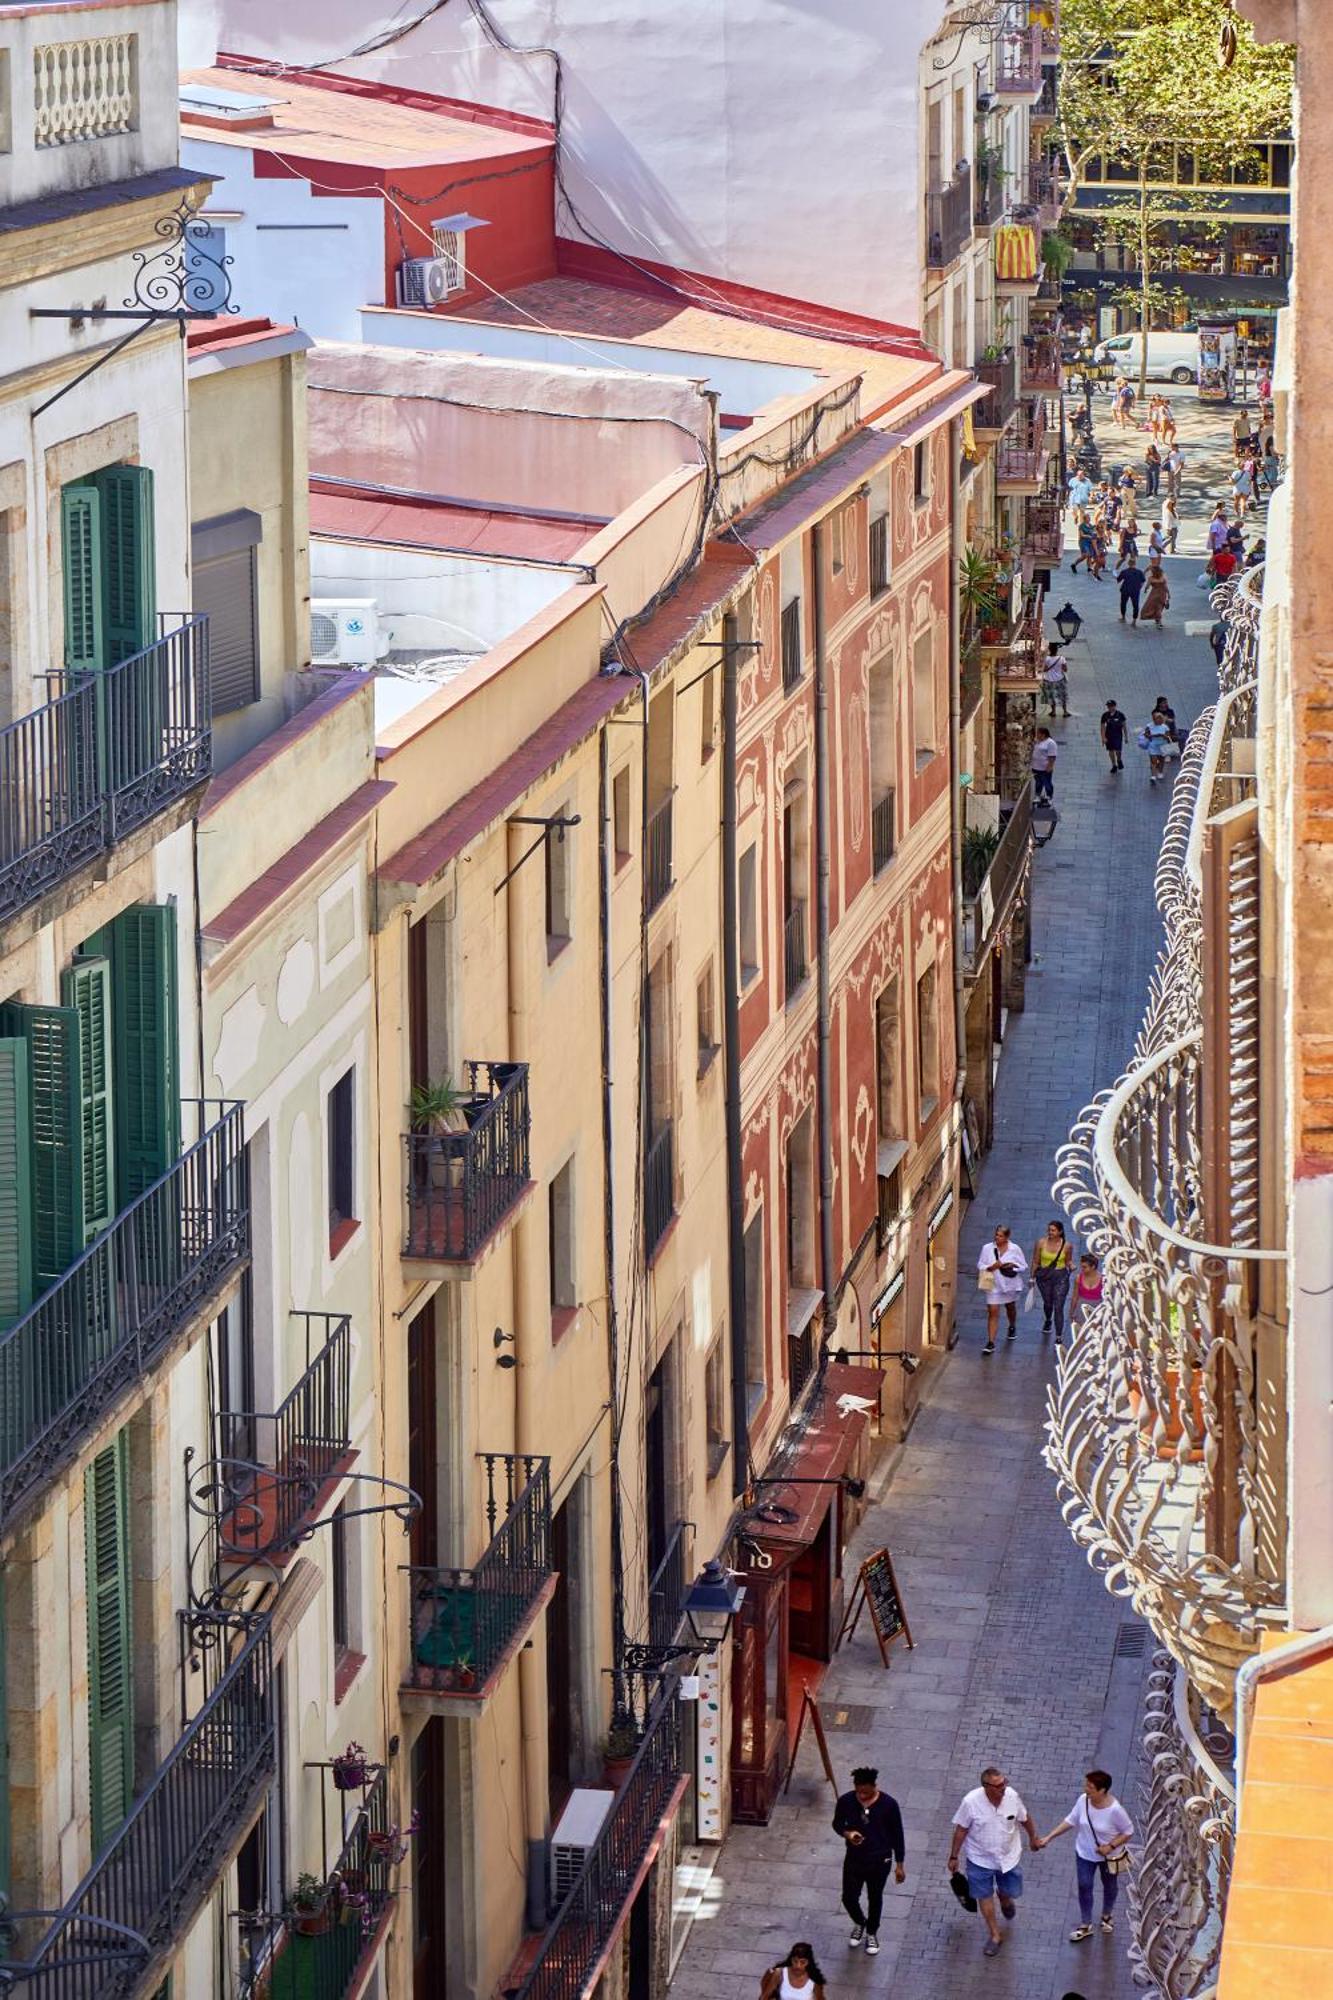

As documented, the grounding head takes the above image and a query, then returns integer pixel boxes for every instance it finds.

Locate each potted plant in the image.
[444,1647,476,1693]
[290,1873,334,1938]
[962,825,1002,899]
[331,1742,370,1792]
[1040,229,1074,281]
[959,547,1006,642]
[601,1719,640,1789]
[409,1077,470,1189]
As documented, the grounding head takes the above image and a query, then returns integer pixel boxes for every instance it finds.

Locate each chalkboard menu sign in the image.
[836,1546,914,1667]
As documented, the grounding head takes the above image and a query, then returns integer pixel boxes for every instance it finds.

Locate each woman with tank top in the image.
[1068,1253,1104,1341]
[760,1944,827,2000]
[1030,1220,1074,1342]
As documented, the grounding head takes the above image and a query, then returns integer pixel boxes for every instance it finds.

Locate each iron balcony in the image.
[403,1060,531,1267]
[211,1311,354,1567]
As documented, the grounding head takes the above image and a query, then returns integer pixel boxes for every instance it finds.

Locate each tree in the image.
[1058,0,1294,392]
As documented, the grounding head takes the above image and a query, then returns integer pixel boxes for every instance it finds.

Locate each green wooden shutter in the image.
[0,1571,10,1933]
[0,1040,34,1332]
[84,1433,132,1853]
[109,904,179,1200]
[95,466,156,665]
[61,483,105,674]
[60,958,116,1242]
[0,1003,84,1291]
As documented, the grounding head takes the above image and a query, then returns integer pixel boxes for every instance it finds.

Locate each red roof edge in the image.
[554,237,933,360]
[215,49,557,144]
[188,314,287,350]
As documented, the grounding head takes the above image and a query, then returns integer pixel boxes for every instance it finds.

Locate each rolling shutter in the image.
[61,483,104,674]
[85,1432,132,1853]
[95,465,156,665]
[61,956,116,1241]
[109,904,180,1200]
[192,547,258,717]
[0,1040,33,1333]
[0,1002,84,1291]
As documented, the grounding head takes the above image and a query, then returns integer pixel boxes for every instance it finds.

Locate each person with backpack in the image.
[1035,1770,1134,1945]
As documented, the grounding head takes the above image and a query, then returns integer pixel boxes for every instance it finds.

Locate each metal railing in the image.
[1,1619,275,1997]
[996,587,1045,684]
[0,1100,248,1540]
[1032,71,1058,122]
[0,616,210,929]
[1021,334,1062,394]
[643,1122,675,1260]
[926,171,973,267]
[869,514,889,596]
[996,25,1043,94]
[404,1060,530,1262]
[974,167,1005,228]
[245,1766,396,2000]
[995,426,1048,486]
[1022,495,1064,561]
[784,904,808,1001]
[959,639,983,731]
[972,352,1017,433]
[214,1313,352,1564]
[781,598,803,692]
[961,781,1032,974]
[513,1688,684,2000]
[403,1454,551,1696]
[646,1521,689,1650]
[871,790,896,873]
[645,794,673,913]
[788,1318,816,1401]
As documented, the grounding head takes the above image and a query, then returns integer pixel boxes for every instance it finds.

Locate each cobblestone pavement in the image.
[668,387,1252,1999]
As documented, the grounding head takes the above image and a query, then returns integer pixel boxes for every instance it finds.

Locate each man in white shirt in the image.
[947,1766,1041,1957]
[1030,727,1058,803]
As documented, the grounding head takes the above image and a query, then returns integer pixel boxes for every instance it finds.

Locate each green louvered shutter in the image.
[0,1003,84,1291]
[61,483,105,674]
[0,1040,34,1333]
[0,1571,9,1937]
[109,904,179,1201]
[60,958,116,1242]
[85,1433,132,1853]
[95,466,156,666]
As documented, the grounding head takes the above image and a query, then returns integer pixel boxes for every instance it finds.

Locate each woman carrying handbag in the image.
[1035,1770,1134,1943]
[976,1226,1028,1353]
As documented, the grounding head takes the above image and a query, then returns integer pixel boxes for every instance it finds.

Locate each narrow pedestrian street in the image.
[670,387,1244,1999]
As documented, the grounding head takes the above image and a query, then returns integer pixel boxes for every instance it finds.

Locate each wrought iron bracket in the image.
[493,814,582,894]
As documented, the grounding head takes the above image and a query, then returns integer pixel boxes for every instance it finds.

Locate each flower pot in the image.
[332,1758,368,1792]
[601,1754,635,1789]
[293,1900,333,1938]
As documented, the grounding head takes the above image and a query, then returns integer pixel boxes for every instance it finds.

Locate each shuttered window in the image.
[0,1040,33,1333]
[85,1431,132,1854]
[61,956,116,1241]
[192,545,259,717]
[61,483,104,673]
[107,904,179,1200]
[60,466,156,673]
[0,1000,84,1290]
[0,1571,10,1921]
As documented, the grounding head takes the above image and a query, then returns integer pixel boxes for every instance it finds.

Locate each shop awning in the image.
[750,1363,882,1554]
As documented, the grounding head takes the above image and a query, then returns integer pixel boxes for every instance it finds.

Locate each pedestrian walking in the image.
[1067,469,1093,515]
[1209,617,1228,668]
[977,1226,1028,1353]
[1147,520,1166,561]
[1041,644,1070,718]
[1116,521,1139,566]
[1071,518,1104,579]
[1141,558,1170,629]
[1231,456,1256,518]
[1160,403,1177,448]
[1143,441,1162,497]
[1261,439,1281,493]
[946,1766,1042,1958]
[1164,442,1184,498]
[1207,502,1231,554]
[760,1944,828,2000]
[832,1766,905,1956]
[1160,494,1180,552]
[1100,699,1127,773]
[1030,726,1058,803]
[1209,544,1238,586]
[1141,709,1173,784]
[1154,693,1180,749]
[1117,557,1145,625]
[1036,1769,1135,1944]
[1068,1253,1103,1338]
[1030,1219,1073,1341]
[1231,405,1255,458]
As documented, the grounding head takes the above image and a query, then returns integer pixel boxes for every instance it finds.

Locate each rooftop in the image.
[308,481,605,565]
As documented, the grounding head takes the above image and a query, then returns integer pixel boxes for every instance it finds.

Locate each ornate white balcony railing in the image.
[33,35,138,147]
[1130,1654,1236,2000]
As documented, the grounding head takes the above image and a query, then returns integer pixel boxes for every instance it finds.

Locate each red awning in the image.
[750,1363,882,1552]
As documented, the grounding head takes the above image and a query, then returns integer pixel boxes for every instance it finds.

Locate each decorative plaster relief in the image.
[276,937,317,1025]
[846,690,867,852]
[849,1084,874,1182]
[776,703,809,774]
[212,986,266,1094]
[317,867,363,989]
[288,1111,314,1305]
[743,1169,763,1228]
[736,756,765,823]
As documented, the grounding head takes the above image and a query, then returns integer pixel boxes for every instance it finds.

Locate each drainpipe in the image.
[811,524,836,1330]
[721,613,750,1497]
[949,418,969,1099]
[1233,1623,1333,1822]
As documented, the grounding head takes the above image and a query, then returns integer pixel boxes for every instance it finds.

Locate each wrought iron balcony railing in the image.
[1021,494,1064,562]
[240,1766,395,2000]
[871,789,896,873]
[787,1317,816,1401]
[995,587,1045,685]
[1032,71,1058,123]
[643,1120,675,1260]
[645,793,674,913]
[404,1059,530,1263]
[1020,334,1062,395]
[0,615,211,929]
[213,1312,353,1565]
[403,1453,551,1699]
[2,1617,275,1997]
[961,781,1032,976]
[1129,1654,1235,2000]
[972,352,1018,434]
[513,1687,684,2000]
[996,25,1043,96]
[0,1099,248,1541]
[784,903,808,1001]
[780,598,803,692]
[926,172,973,268]
[646,1520,689,1651]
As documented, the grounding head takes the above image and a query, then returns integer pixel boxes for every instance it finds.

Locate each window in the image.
[869,514,890,597]
[869,654,896,871]
[705,1335,729,1477]
[828,507,846,576]
[876,981,903,1144]
[191,510,261,717]
[85,1431,132,1855]
[331,1502,350,1652]
[913,627,937,766]
[549,1156,576,1319]
[612,765,632,867]
[738,842,759,986]
[916,961,939,1118]
[742,1212,766,1416]
[913,440,930,503]
[786,1109,815,1289]
[696,959,719,1078]
[782,786,809,1002]
[327,1068,357,1251]
[781,597,803,692]
[700,661,717,760]
[61,464,155,672]
[331,1499,364,1696]
[545,816,572,957]
[185,221,228,313]
[429,222,467,292]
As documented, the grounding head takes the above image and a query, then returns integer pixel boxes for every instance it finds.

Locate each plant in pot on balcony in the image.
[290,1873,335,1938]
[1040,229,1074,280]
[410,1078,470,1190]
[331,1741,370,1792]
[959,547,1007,644]
[601,1718,641,1788]
[962,824,1003,899]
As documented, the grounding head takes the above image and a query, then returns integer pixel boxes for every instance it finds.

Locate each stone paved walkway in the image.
[669,387,1252,1999]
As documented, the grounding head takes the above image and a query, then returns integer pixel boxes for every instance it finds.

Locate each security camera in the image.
[900,1353,921,1377]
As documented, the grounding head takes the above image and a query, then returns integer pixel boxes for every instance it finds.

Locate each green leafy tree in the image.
[1058,0,1293,390]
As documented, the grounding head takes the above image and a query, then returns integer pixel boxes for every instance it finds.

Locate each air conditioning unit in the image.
[311,599,380,667]
[398,255,457,308]
[550,1788,615,1902]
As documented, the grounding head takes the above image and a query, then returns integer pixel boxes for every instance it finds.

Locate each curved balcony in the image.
[1129,1654,1235,2000]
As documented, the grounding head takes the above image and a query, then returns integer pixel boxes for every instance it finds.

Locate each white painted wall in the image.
[310,538,573,654]
[184,0,960,325]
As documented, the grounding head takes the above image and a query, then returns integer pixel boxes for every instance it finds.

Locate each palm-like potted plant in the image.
[409,1077,470,1189]
[1041,229,1074,282]
[959,547,1007,643]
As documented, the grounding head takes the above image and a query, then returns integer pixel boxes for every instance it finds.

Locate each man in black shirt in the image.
[832,1765,906,1955]
[1100,699,1128,773]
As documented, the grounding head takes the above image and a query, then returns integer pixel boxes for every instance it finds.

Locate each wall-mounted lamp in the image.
[833,1345,919,1376]
[1054,602,1083,645]
[621,1558,747,1675]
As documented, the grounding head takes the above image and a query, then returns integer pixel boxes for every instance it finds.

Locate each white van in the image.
[1093,330,1199,384]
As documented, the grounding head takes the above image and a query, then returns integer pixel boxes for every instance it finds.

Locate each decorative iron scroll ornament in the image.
[126,197,236,319]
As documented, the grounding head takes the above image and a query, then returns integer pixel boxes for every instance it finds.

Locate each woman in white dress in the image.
[976,1226,1029,1354]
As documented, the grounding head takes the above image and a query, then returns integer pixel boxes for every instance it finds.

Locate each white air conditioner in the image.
[550,1788,616,1901]
[398,255,458,308]
[311,599,380,667]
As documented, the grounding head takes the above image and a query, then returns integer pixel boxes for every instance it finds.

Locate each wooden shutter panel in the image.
[95,465,156,665]
[192,548,258,716]
[85,1432,132,1853]
[109,903,180,1200]
[61,956,116,1241]
[0,1039,34,1332]
[0,1002,84,1291]
[61,483,104,673]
